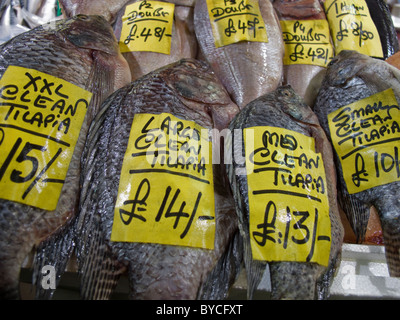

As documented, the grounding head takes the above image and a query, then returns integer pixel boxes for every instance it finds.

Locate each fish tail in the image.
[338,189,371,242]
[270,262,325,300]
[198,230,242,300]
[374,194,400,276]
[242,236,265,300]
[317,250,342,300]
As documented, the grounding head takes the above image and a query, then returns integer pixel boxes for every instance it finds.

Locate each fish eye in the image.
[76,14,89,20]
[328,58,336,67]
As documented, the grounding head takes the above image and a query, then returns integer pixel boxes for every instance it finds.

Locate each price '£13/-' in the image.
[244,126,332,267]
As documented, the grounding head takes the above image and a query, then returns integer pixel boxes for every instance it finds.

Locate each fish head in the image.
[165,59,232,106]
[325,50,370,87]
[274,85,316,122]
[54,15,119,55]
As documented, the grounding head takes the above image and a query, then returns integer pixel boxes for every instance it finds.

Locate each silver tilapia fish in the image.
[0,15,130,299]
[75,58,241,299]
[273,0,332,107]
[226,85,343,299]
[314,50,400,277]
[194,0,284,109]
[113,0,198,81]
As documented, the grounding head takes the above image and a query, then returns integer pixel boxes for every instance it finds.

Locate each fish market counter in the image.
[20,243,400,300]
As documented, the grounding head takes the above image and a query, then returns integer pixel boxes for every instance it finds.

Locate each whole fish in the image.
[226,85,344,299]
[75,58,241,299]
[273,0,333,106]
[113,0,198,81]
[0,15,131,299]
[314,50,400,276]
[194,0,284,109]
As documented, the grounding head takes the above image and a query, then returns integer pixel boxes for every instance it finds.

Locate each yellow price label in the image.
[324,0,383,58]
[0,66,92,211]
[206,0,268,48]
[119,0,175,54]
[280,20,334,67]
[244,126,331,266]
[111,113,215,249]
[328,89,400,194]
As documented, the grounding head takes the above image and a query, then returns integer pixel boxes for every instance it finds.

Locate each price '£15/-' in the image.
[0,66,92,211]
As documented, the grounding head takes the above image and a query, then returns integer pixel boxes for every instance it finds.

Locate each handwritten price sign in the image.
[324,0,383,58]
[280,20,333,67]
[244,126,331,266]
[0,66,92,210]
[111,113,216,249]
[328,89,400,194]
[119,0,174,54]
[206,0,268,48]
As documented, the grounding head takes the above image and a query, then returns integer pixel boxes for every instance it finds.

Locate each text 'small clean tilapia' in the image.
[226,86,344,299]
[0,15,131,299]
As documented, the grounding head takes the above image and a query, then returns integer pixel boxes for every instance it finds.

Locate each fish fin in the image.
[242,236,266,300]
[32,219,76,300]
[76,94,126,300]
[198,230,243,300]
[78,222,125,300]
[381,223,400,277]
[338,188,371,243]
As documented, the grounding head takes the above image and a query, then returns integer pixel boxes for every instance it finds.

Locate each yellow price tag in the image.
[0,66,92,211]
[206,0,268,48]
[280,20,334,67]
[119,0,175,54]
[328,89,400,194]
[244,126,331,266]
[324,0,383,58]
[111,113,215,249]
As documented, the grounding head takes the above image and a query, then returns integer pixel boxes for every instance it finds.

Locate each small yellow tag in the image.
[206,0,269,48]
[324,0,383,58]
[119,0,175,54]
[280,20,334,67]
[328,89,400,194]
[244,126,331,267]
[0,66,92,211]
[111,113,215,249]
